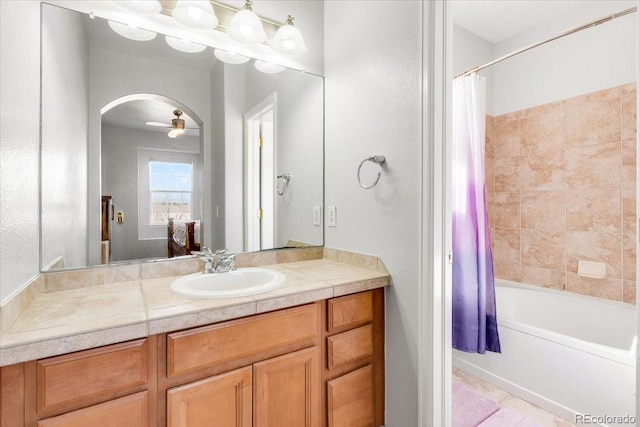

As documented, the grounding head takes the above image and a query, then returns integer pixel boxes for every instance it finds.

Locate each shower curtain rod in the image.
[455,6,638,79]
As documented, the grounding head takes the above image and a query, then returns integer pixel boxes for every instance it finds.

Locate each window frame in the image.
[138,148,201,241]
[148,160,193,225]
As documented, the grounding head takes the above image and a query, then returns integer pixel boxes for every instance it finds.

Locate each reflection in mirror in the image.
[101,98,202,264]
[40,3,324,271]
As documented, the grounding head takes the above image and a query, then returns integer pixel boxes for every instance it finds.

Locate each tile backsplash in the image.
[486,82,637,304]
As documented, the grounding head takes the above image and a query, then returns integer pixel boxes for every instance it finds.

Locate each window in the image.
[138,148,201,240]
[149,161,193,224]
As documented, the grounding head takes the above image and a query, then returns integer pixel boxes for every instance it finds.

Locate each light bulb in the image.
[187,5,203,20]
[117,0,161,15]
[241,24,253,37]
[108,20,157,41]
[173,1,218,30]
[168,129,185,138]
[165,35,207,53]
[254,60,285,74]
[227,2,266,45]
[214,49,250,64]
[271,16,307,55]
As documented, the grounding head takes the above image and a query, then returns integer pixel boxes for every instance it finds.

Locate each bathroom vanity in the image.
[0,250,388,426]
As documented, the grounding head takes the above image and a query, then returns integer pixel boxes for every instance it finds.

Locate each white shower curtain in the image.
[451,73,500,353]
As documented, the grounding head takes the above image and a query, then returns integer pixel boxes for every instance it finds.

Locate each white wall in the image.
[40,5,89,270]
[453,1,637,116]
[101,124,200,262]
[88,47,212,266]
[218,63,246,253]
[245,66,324,248]
[453,24,495,114]
[492,4,637,115]
[0,1,41,303]
[218,62,324,252]
[324,1,422,424]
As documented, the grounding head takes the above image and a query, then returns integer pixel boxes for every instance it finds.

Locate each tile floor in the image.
[453,367,577,426]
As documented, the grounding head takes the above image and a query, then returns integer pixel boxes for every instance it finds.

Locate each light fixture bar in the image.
[158,0,282,41]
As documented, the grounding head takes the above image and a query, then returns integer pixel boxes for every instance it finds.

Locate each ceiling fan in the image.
[145,109,197,138]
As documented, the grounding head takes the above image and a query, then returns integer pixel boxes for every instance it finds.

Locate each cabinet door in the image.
[167,366,252,427]
[327,365,374,427]
[254,346,320,427]
[37,391,148,427]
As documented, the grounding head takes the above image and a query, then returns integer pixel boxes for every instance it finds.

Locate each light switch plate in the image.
[313,206,322,226]
[327,206,337,227]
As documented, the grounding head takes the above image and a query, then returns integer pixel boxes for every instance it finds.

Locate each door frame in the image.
[420,1,640,426]
[244,94,277,252]
[419,1,452,426]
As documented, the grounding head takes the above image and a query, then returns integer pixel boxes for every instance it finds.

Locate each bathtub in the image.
[453,280,636,426]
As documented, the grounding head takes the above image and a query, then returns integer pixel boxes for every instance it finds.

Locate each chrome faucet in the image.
[191,247,236,274]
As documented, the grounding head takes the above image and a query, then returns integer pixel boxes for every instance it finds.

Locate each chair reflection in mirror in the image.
[167,218,201,258]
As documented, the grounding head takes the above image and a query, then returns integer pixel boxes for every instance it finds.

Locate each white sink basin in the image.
[170,268,285,299]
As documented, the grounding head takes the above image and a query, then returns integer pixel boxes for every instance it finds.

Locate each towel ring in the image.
[276,173,291,196]
[357,155,386,189]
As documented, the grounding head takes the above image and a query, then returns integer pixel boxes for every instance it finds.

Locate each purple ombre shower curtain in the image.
[452,74,500,354]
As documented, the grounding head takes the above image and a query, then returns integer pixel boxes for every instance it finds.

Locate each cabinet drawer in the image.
[327,325,373,370]
[167,303,320,377]
[327,292,373,333]
[36,339,148,413]
[37,391,148,427]
[327,365,374,427]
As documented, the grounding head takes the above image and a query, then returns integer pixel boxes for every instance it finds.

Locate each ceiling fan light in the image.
[116,0,162,15]
[271,16,307,55]
[165,35,207,53]
[254,60,285,74]
[214,48,250,64]
[173,0,219,30]
[168,128,185,138]
[107,20,157,41]
[227,1,266,45]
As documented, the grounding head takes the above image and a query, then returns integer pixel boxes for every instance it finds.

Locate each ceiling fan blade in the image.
[146,121,172,127]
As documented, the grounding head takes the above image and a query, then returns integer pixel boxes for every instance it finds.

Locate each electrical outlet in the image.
[327,206,337,227]
[313,206,322,226]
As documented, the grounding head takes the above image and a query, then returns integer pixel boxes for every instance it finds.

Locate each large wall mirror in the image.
[40,3,324,271]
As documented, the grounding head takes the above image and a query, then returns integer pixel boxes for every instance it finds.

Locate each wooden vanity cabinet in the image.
[324,289,385,427]
[160,303,322,427]
[1,337,158,427]
[1,289,384,427]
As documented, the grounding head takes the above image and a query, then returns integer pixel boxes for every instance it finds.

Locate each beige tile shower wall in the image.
[487,83,637,304]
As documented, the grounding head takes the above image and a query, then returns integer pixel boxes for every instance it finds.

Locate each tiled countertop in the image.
[0,253,390,366]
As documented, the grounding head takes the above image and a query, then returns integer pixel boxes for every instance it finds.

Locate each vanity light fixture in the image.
[227,0,266,45]
[173,0,219,30]
[165,35,207,53]
[271,15,307,55]
[110,0,307,59]
[254,59,285,74]
[214,48,250,64]
[117,0,161,15]
[107,20,157,41]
